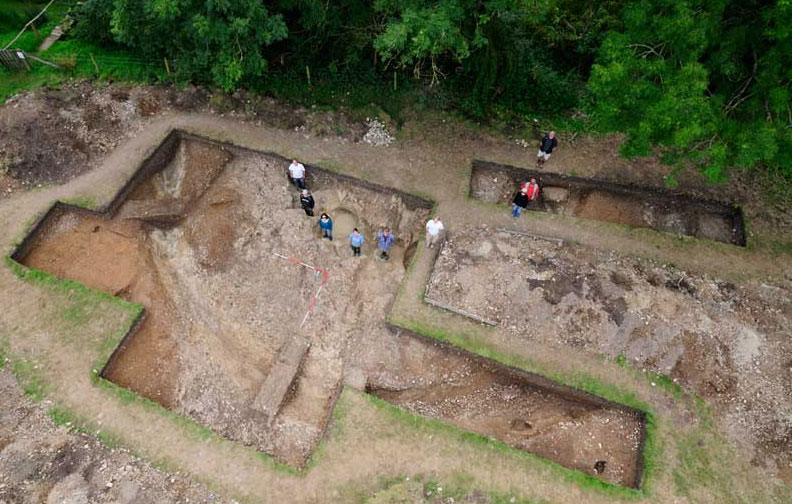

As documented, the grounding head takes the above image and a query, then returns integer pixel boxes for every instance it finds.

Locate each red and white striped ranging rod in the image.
[272,252,330,328]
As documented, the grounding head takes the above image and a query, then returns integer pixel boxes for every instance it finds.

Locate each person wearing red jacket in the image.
[520,178,540,202]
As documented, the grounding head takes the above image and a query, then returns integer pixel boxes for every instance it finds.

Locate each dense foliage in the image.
[61,0,792,181]
[590,0,792,182]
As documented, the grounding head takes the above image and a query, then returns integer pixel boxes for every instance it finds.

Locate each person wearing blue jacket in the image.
[377,227,395,260]
[318,213,333,241]
[349,228,365,256]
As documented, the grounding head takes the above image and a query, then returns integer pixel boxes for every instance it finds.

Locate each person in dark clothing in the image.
[299,189,315,216]
[537,131,558,168]
[512,187,530,218]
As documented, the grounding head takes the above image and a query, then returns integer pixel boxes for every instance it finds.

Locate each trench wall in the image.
[471,159,746,246]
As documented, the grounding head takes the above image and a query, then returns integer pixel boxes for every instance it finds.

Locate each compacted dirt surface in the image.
[1,81,791,504]
[426,227,792,476]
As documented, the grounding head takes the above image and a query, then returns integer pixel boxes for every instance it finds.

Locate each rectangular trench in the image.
[470,159,746,246]
[368,327,648,489]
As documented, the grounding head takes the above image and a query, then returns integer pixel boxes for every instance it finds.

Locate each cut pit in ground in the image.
[470,160,745,246]
[368,328,647,489]
[14,132,432,468]
[11,132,648,487]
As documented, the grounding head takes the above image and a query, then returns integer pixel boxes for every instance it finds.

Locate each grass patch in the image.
[0,29,164,104]
[355,473,544,504]
[673,423,785,504]
[8,350,48,400]
[61,195,98,210]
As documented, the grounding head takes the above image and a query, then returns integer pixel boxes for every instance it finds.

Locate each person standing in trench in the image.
[288,159,306,189]
[318,213,333,241]
[512,187,530,218]
[299,189,315,216]
[377,227,394,260]
[349,228,365,256]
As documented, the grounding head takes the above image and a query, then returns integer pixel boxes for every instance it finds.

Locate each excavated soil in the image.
[470,160,745,245]
[367,330,645,488]
[426,227,792,476]
[14,134,650,487]
[18,135,433,468]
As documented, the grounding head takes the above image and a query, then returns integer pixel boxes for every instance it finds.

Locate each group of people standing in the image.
[510,130,557,217]
[288,159,444,259]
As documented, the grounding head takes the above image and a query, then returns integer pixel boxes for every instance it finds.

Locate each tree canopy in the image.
[70,0,792,183]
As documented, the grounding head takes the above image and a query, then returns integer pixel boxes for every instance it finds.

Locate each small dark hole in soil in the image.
[594,460,607,474]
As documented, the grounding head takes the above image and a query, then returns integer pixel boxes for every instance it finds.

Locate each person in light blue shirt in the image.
[318,213,333,241]
[377,227,395,260]
[349,228,365,256]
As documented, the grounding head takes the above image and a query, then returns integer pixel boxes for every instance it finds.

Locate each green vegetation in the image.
[672,423,785,504]
[60,195,98,210]
[2,1,791,189]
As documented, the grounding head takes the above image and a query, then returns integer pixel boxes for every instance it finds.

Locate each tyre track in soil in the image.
[0,111,787,503]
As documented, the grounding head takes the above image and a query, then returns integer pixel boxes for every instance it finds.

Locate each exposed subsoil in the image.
[20,136,431,468]
[366,331,645,488]
[470,161,744,245]
[426,227,792,476]
[16,134,648,487]
[0,369,230,504]
[1,81,791,502]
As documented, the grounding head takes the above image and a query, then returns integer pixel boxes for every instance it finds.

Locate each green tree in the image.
[75,0,288,90]
[589,0,792,182]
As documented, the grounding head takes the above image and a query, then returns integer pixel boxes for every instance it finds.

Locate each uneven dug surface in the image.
[367,331,645,487]
[0,369,229,504]
[470,160,745,245]
[15,133,650,487]
[20,136,431,467]
[427,227,792,476]
[2,84,792,503]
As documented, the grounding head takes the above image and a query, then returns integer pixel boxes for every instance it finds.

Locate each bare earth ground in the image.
[0,368,231,504]
[0,83,791,503]
[427,227,792,475]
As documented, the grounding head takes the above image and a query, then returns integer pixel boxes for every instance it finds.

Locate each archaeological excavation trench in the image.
[470,159,746,245]
[11,132,646,486]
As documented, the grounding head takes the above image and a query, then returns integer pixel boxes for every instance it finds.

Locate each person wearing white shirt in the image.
[288,159,306,189]
[425,216,444,249]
